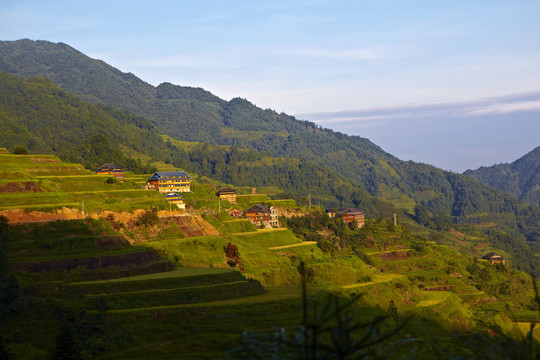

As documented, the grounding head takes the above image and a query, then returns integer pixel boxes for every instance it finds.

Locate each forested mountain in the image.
[1,39,540,272]
[465,146,540,205]
[0,72,391,215]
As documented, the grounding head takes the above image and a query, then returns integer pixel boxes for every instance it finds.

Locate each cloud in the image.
[297,91,540,124]
[468,100,540,115]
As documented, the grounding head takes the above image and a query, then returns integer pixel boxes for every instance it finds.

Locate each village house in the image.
[95,164,124,182]
[165,192,185,209]
[342,208,365,228]
[147,171,191,193]
[325,208,345,219]
[325,208,365,228]
[483,252,506,265]
[216,188,237,203]
[245,204,279,227]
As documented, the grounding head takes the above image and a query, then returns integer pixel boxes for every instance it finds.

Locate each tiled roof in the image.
[216,188,237,195]
[245,204,270,213]
[96,163,123,172]
[148,171,191,181]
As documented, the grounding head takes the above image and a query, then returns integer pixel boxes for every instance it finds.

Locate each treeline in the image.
[0,73,160,174]
[169,143,394,216]
[465,146,540,205]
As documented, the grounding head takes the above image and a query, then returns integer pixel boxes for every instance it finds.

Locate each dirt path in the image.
[268,241,317,250]
[342,273,402,289]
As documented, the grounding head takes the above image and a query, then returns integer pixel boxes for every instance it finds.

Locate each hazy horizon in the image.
[298,91,540,172]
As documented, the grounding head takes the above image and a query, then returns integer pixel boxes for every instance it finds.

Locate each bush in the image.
[12,145,28,155]
[137,208,159,227]
[105,177,118,184]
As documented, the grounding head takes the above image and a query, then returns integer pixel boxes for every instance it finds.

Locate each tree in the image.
[0,336,13,360]
[413,204,431,227]
[50,324,82,360]
[225,242,240,267]
[12,145,27,155]
[388,299,398,321]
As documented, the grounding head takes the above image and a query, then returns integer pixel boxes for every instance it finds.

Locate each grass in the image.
[342,273,402,289]
[107,286,304,313]
[417,291,452,307]
[74,267,236,285]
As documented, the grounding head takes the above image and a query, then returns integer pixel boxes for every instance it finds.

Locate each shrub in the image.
[225,242,240,267]
[12,145,28,155]
[137,208,159,227]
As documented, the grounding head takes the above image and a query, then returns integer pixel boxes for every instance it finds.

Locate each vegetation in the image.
[1,39,540,270]
[465,146,540,205]
[1,39,540,359]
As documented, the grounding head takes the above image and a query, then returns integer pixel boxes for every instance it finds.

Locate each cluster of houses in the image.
[95,164,364,229]
[96,165,191,210]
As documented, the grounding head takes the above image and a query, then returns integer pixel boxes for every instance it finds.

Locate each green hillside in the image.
[0,152,539,358]
[2,202,539,358]
[0,73,391,215]
[465,146,540,205]
[1,39,539,249]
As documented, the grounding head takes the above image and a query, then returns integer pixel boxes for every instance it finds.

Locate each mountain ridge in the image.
[465,146,540,205]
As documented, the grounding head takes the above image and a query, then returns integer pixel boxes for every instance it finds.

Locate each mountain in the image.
[1,39,540,262]
[465,146,540,205]
[0,72,393,216]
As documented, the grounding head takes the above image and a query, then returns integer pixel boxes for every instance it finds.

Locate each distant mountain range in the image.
[465,146,540,205]
[1,39,539,267]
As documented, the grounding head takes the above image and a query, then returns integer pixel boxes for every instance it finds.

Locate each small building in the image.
[245,204,279,227]
[216,188,237,203]
[483,252,505,265]
[95,164,124,182]
[165,192,185,209]
[147,171,191,193]
[342,208,365,228]
[325,208,345,219]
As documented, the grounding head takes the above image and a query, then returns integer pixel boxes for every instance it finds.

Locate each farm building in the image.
[483,252,506,265]
[216,188,237,203]
[147,171,191,193]
[342,208,365,228]
[245,204,279,227]
[95,164,124,182]
[165,192,185,209]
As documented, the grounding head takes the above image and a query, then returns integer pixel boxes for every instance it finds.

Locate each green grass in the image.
[75,267,236,285]
[417,291,452,307]
[342,273,402,289]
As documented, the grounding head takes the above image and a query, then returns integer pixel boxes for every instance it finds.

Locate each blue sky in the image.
[1,0,539,171]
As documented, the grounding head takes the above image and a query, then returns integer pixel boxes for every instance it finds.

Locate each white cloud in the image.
[467,100,540,115]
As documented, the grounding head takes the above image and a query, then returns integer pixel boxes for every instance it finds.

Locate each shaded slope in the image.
[465,146,540,205]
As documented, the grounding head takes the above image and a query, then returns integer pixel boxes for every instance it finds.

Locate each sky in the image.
[1,0,539,171]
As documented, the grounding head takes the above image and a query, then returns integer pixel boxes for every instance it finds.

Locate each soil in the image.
[425,286,454,291]
[0,181,43,193]
[0,208,82,224]
[1,209,219,239]
[379,251,410,261]
[450,229,464,237]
